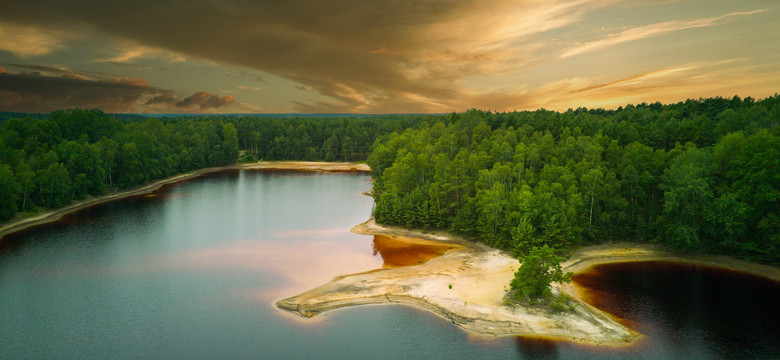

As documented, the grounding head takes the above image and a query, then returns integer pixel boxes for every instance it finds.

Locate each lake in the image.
[1,170,777,359]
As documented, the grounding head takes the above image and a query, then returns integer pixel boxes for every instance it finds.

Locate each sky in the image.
[0,0,777,114]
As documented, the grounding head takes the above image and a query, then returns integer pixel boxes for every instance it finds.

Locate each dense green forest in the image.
[2,96,778,265]
[367,96,780,263]
[228,115,426,162]
[0,109,239,221]
[0,109,427,222]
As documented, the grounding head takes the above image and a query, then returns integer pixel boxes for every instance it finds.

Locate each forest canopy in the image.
[1,95,778,265]
[367,95,780,263]
[0,109,428,222]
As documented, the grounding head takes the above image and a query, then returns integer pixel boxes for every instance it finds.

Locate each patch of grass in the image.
[548,295,575,314]
[502,291,575,314]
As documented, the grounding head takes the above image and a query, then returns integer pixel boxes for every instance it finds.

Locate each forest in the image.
[0,109,239,220]
[1,96,778,265]
[367,96,780,263]
[0,109,427,222]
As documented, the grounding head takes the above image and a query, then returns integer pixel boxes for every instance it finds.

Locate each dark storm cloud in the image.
[0,0,490,112]
[176,91,235,110]
[144,91,235,110]
[144,93,177,106]
[0,72,153,112]
[6,63,143,81]
[7,63,80,77]
[0,72,235,113]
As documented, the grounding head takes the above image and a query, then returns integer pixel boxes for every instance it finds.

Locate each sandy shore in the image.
[239,161,370,172]
[277,218,780,346]
[561,243,780,282]
[277,218,640,345]
[0,161,369,242]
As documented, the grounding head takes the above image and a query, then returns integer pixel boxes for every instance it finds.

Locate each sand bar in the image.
[277,218,640,345]
[277,218,780,346]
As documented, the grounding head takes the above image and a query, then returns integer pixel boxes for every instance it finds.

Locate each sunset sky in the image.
[0,0,777,114]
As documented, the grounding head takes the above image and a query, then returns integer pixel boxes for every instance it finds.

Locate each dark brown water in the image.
[371,234,457,267]
[572,261,780,359]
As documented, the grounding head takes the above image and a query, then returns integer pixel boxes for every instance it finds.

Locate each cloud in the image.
[0,72,153,112]
[1,1,775,113]
[108,76,149,86]
[0,0,611,113]
[0,22,70,57]
[0,66,6,73]
[143,93,177,106]
[5,63,87,79]
[0,70,234,113]
[176,91,235,110]
[506,58,780,111]
[144,91,235,111]
[558,9,768,59]
[96,43,187,64]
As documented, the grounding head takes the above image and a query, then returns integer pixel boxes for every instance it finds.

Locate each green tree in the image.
[117,142,146,187]
[221,123,239,164]
[0,165,21,220]
[510,245,573,300]
[659,145,713,251]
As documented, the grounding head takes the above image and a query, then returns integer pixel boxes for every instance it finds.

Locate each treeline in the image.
[0,110,428,222]
[0,108,239,221]
[228,115,427,162]
[368,96,780,263]
[105,113,429,162]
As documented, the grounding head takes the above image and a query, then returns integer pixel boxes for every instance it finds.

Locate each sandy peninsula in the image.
[0,161,369,242]
[277,218,639,345]
[276,218,780,346]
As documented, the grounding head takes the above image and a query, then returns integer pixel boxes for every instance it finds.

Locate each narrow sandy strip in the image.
[277,218,780,346]
[561,243,780,281]
[239,161,370,172]
[0,161,369,242]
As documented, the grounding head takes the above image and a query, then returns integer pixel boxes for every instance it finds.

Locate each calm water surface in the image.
[573,261,780,359]
[1,170,777,359]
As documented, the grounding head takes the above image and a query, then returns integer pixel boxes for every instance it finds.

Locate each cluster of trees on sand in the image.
[368,96,780,267]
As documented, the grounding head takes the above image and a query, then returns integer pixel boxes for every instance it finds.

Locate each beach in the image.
[277,218,780,346]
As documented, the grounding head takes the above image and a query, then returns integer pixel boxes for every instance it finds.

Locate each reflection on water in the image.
[515,337,559,360]
[0,171,525,359]
[572,261,780,359]
[2,171,779,359]
[371,234,457,267]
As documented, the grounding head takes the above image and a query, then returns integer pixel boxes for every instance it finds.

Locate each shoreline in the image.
[277,218,780,346]
[277,218,640,346]
[6,162,777,347]
[0,161,369,242]
[561,243,780,282]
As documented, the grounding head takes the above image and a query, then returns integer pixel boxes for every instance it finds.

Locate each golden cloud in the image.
[558,9,768,59]
[0,22,69,57]
[1,1,776,112]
